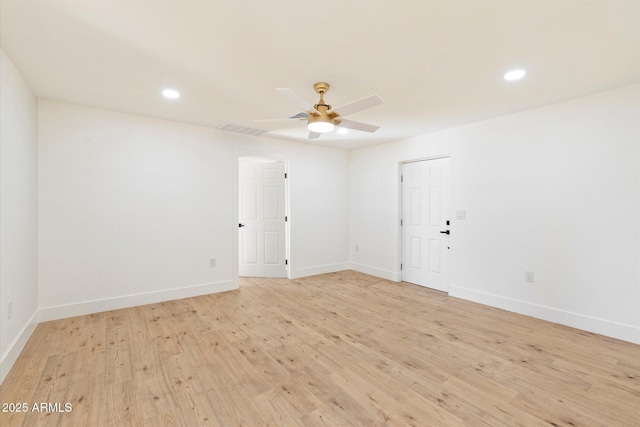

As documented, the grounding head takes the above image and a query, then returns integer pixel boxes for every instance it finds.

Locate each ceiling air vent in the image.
[217,122,269,137]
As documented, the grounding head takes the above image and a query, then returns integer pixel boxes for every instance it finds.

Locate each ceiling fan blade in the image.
[255,111,308,123]
[276,88,319,114]
[335,118,380,133]
[327,94,383,117]
[308,131,321,139]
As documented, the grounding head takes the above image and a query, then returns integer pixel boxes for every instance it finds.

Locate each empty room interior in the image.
[1,1,639,426]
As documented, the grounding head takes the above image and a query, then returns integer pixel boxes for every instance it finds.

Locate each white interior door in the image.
[402,158,450,292]
[239,160,287,278]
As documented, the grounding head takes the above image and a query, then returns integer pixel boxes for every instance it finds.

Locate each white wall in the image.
[349,85,640,343]
[0,49,39,382]
[38,100,349,319]
[285,147,350,278]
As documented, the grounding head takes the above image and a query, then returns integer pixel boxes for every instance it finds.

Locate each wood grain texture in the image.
[1,271,638,426]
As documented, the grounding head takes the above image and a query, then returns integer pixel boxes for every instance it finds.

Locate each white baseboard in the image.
[39,280,237,323]
[350,263,401,282]
[449,284,640,344]
[290,262,350,279]
[1,310,39,384]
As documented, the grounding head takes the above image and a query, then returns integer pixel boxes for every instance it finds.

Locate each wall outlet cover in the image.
[525,271,535,283]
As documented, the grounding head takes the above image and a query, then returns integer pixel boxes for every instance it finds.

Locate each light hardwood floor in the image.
[1,271,639,426]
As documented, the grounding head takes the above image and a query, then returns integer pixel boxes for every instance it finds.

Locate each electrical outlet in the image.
[456,210,466,220]
[525,271,535,283]
[209,258,216,268]
[8,301,12,319]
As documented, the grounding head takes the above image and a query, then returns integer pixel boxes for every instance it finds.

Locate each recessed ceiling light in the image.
[162,88,180,99]
[504,69,526,81]
[337,128,348,135]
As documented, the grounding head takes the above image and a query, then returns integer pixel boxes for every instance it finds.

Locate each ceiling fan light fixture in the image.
[308,120,335,133]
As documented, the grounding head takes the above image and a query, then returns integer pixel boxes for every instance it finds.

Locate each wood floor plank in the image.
[1,270,638,426]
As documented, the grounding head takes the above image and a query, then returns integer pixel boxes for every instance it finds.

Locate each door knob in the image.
[239,223,245,228]
[440,230,450,235]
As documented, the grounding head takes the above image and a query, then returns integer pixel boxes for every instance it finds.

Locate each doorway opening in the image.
[238,157,289,278]
[400,156,451,292]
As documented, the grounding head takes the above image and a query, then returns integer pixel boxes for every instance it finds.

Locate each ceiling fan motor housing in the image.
[307,104,336,132]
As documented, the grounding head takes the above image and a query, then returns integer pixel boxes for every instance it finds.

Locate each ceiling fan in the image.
[257,82,384,139]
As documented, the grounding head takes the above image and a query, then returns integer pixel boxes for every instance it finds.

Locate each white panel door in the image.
[239,161,287,277]
[402,158,450,292]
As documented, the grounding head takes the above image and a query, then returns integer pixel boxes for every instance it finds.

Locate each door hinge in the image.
[400,263,403,270]
[400,219,403,226]
[285,259,288,265]
[284,172,288,179]
[401,175,403,183]
[285,216,288,222]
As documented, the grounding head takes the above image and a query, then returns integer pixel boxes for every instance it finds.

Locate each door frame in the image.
[233,149,290,287]
[398,155,452,290]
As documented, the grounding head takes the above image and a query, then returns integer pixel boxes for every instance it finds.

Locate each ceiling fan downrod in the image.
[313,82,331,109]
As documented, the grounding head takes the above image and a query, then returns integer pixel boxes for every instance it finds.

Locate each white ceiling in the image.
[1,0,638,149]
